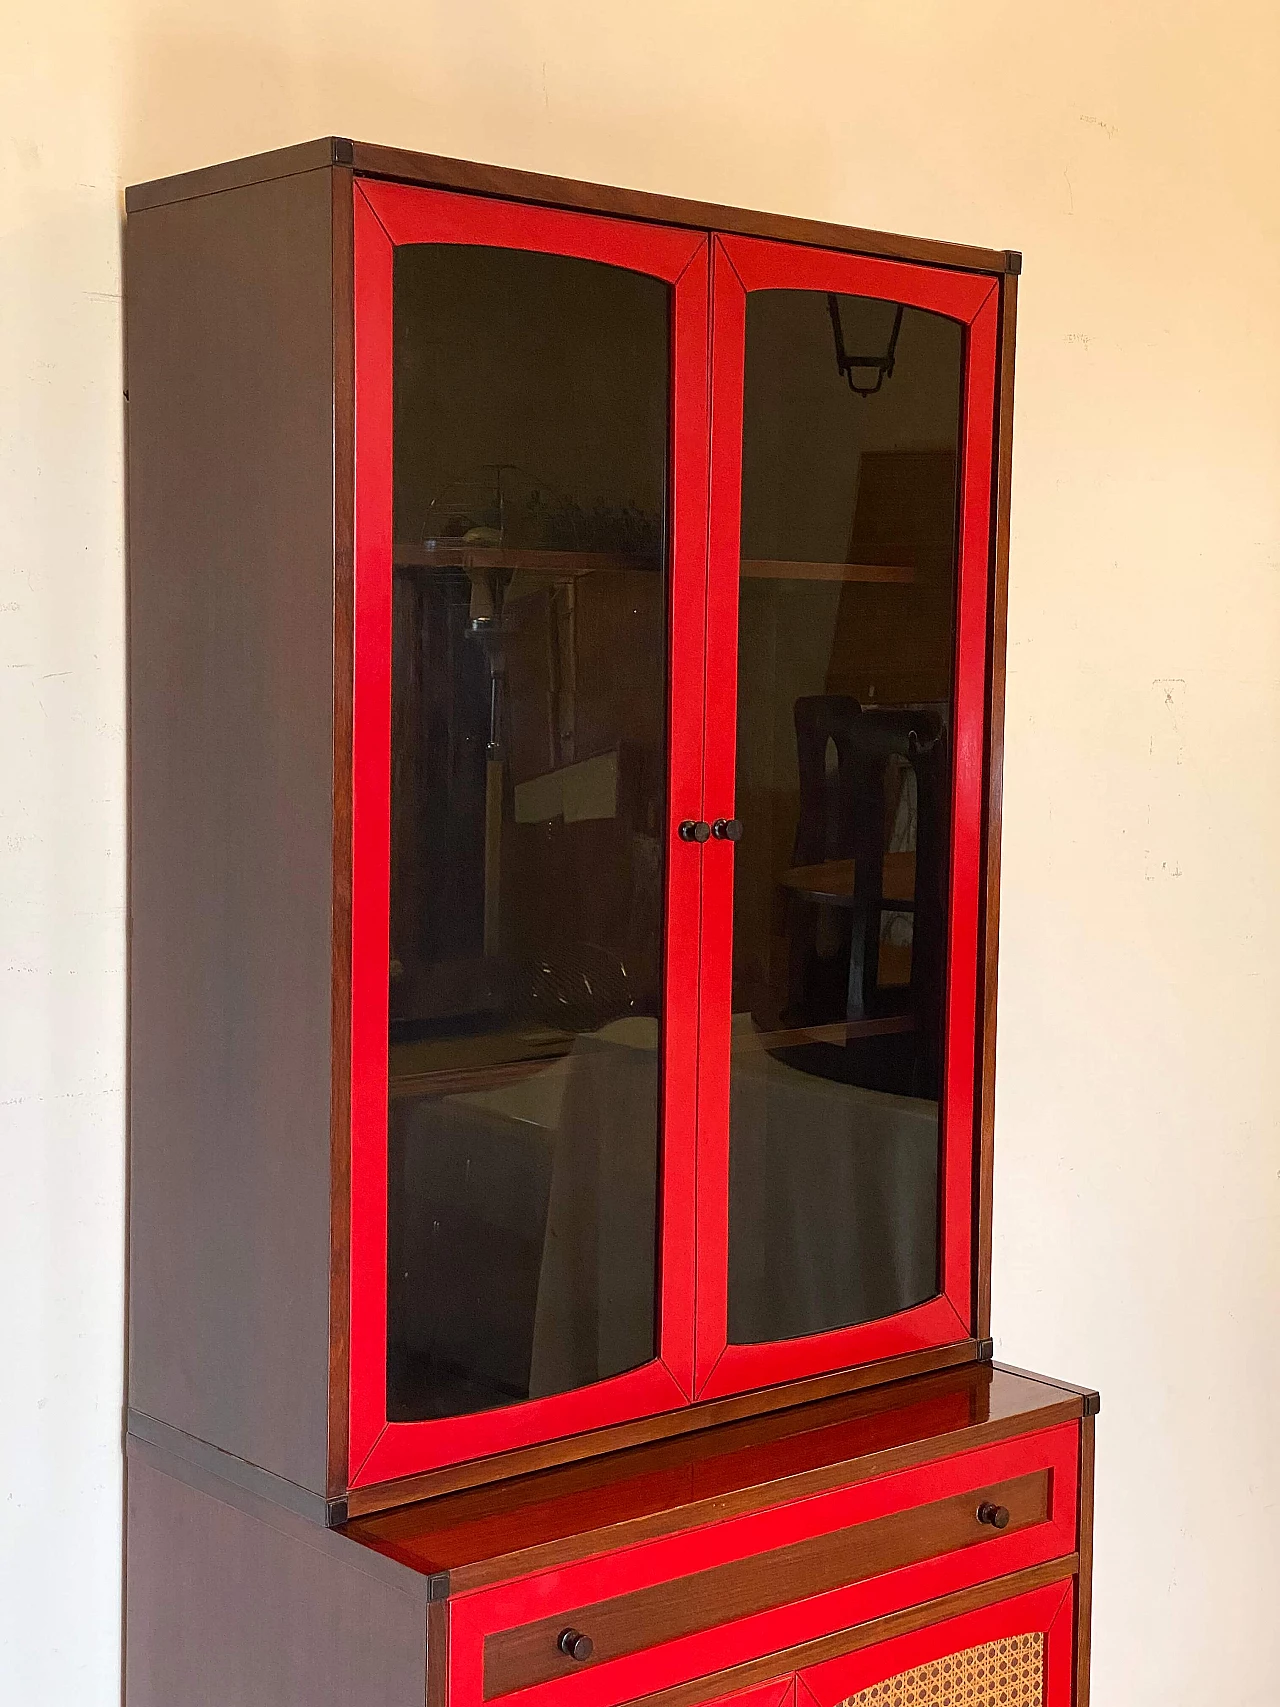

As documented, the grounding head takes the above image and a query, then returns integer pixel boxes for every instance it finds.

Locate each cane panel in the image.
[840,1632,1044,1706]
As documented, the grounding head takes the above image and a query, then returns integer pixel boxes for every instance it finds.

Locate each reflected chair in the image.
[786,696,949,1095]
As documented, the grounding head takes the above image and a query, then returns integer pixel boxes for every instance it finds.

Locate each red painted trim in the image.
[694,236,999,1397]
[694,242,745,1394]
[349,180,709,1485]
[798,1579,1074,1704]
[657,234,711,1402]
[361,1360,690,1487]
[720,234,996,318]
[361,178,705,275]
[699,1298,968,1403]
[350,184,396,1479]
[450,1425,1079,1707]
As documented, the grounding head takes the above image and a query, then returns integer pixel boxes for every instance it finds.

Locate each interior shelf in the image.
[740,559,914,584]
[781,851,916,903]
[392,547,914,584]
[394,544,657,573]
[749,1016,916,1050]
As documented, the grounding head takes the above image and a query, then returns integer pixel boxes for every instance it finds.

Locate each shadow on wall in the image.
[118,21,840,211]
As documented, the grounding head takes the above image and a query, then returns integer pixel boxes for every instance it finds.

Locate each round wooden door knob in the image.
[976,1501,1011,1530]
[558,1630,595,1663]
[678,819,711,842]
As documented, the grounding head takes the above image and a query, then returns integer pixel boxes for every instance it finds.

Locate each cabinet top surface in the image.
[340,1364,1090,1595]
[123,136,1018,277]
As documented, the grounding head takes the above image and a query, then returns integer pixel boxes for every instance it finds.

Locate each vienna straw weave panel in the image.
[840,1633,1045,1707]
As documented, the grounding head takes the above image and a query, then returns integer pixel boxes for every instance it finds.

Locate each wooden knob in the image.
[558,1630,594,1663]
[678,820,711,843]
[976,1501,1011,1530]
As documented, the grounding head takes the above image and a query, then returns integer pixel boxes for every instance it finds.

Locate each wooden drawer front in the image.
[486,1471,1048,1699]
[450,1425,1079,1707]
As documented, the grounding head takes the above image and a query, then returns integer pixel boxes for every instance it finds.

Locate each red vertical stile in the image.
[694,235,999,1400]
[349,179,709,1486]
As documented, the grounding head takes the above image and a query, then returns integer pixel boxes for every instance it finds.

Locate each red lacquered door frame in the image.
[695,235,1000,1398]
[798,1579,1075,1705]
[349,179,710,1486]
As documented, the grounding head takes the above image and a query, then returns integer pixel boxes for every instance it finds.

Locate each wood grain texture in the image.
[124,1447,428,1707]
[615,1558,1078,1707]
[483,1473,1050,1699]
[127,167,337,1492]
[975,273,1018,1343]
[991,1365,1100,1409]
[127,138,1015,275]
[428,1599,450,1707]
[343,1365,1083,1588]
[345,1344,979,1517]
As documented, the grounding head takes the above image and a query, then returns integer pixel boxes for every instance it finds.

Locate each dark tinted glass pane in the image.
[727,288,963,1345]
[387,244,670,1420]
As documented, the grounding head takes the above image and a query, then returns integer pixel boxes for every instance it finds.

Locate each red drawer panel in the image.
[448,1424,1079,1707]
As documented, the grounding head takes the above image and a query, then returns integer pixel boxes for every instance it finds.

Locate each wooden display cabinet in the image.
[124,137,1093,1706]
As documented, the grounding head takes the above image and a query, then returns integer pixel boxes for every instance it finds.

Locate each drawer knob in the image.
[678,819,712,843]
[558,1630,594,1664]
[976,1501,1011,1530]
[711,817,743,842]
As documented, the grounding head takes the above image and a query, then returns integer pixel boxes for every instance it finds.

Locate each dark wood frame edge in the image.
[974,272,1018,1344]
[125,137,1018,277]
[428,1597,450,1707]
[1074,1414,1096,1707]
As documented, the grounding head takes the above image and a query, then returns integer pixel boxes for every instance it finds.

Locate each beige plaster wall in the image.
[4,2,1278,1700]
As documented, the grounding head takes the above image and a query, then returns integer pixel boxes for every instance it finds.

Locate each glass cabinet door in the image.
[349,182,708,1484]
[695,236,1001,1396]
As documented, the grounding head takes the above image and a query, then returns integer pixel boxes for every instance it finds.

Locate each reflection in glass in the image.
[727,288,964,1346]
[387,245,670,1420]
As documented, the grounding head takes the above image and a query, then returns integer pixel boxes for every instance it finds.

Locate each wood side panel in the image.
[976,273,1018,1342]
[346,1343,979,1516]
[124,1451,427,1707]
[592,1559,1078,1707]
[483,1473,1050,1699]
[126,167,337,1492]
[1075,1415,1095,1707]
[329,162,356,1501]
[125,139,343,211]
[127,138,1015,275]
